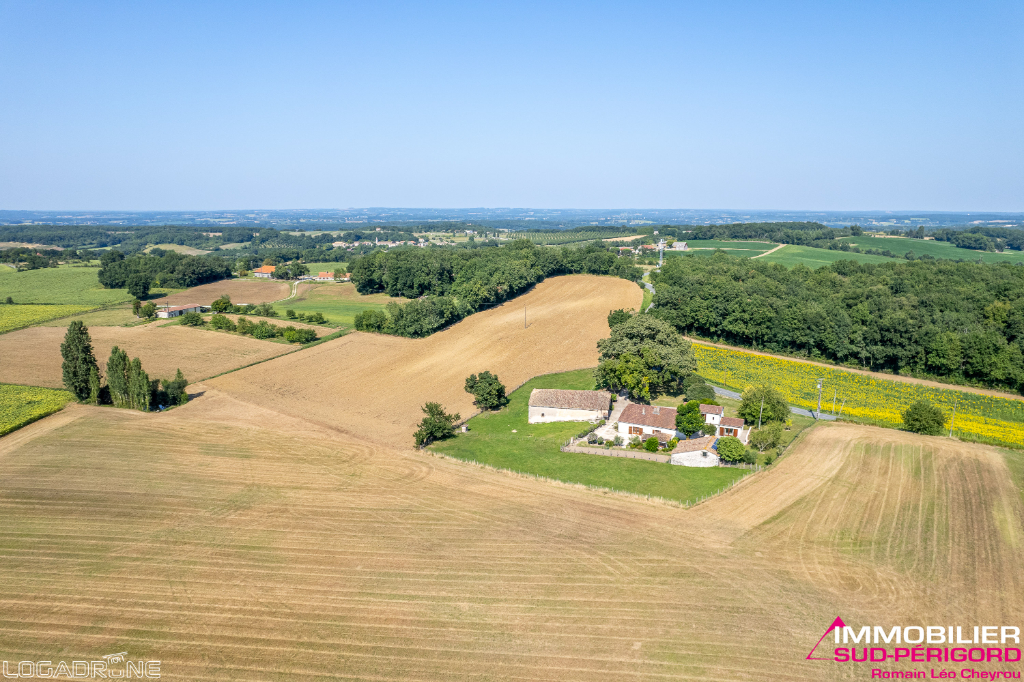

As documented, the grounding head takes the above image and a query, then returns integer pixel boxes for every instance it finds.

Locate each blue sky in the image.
[0,1,1021,211]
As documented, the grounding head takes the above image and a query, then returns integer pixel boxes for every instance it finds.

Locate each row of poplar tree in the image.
[60,320,189,410]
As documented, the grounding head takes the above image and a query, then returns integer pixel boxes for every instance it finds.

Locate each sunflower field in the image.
[693,344,1024,449]
[0,304,96,334]
[0,384,76,436]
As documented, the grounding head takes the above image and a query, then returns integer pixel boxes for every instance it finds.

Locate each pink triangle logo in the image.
[806,617,845,660]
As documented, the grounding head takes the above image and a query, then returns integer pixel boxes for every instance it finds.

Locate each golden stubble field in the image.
[0,396,1021,681]
[1,274,1022,680]
[208,274,644,448]
[0,322,295,387]
[157,279,290,306]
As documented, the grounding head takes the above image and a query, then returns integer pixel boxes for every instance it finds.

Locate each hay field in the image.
[210,275,643,448]
[0,393,1021,680]
[157,279,290,306]
[0,323,295,388]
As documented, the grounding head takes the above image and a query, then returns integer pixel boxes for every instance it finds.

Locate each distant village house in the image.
[252,265,276,278]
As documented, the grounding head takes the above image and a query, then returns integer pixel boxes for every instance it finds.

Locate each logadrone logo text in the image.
[1,652,160,679]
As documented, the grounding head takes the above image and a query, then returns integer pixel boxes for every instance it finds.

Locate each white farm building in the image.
[156,304,203,319]
[527,389,612,424]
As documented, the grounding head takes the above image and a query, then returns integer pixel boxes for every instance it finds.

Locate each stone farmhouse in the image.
[156,304,203,319]
[527,389,612,424]
[670,435,718,467]
[617,404,678,444]
[700,404,750,444]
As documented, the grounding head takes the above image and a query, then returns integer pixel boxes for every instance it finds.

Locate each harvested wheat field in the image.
[209,275,643,448]
[0,395,1021,680]
[0,323,294,387]
[157,278,290,306]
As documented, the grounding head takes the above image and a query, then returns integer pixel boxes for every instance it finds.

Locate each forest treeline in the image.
[931,226,1024,252]
[651,253,1024,393]
[97,250,231,290]
[351,240,643,338]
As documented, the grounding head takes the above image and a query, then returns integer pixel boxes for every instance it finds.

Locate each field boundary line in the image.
[750,243,787,259]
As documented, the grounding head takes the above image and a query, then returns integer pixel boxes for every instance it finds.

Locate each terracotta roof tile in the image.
[528,389,611,412]
[672,435,717,454]
[619,403,677,430]
[699,404,724,416]
[720,417,745,428]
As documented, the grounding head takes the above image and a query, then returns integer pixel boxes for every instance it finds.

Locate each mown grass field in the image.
[755,244,899,268]
[271,281,405,327]
[0,304,97,334]
[693,342,1024,448]
[431,368,748,503]
[0,384,75,435]
[671,239,779,255]
[300,261,348,274]
[0,265,133,306]
[841,235,1024,263]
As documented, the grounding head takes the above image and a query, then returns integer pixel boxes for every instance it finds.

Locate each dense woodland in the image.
[352,240,643,337]
[651,253,1024,393]
[97,250,232,290]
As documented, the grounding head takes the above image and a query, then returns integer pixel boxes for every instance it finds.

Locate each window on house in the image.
[628,426,643,435]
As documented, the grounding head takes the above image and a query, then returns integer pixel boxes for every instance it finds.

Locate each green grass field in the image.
[272,281,402,327]
[0,384,75,436]
[301,262,348,274]
[0,265,134,306]
[430,368,749,504]
[673,239,779,255]
[842,236,1024,264]
[756,245,898,268]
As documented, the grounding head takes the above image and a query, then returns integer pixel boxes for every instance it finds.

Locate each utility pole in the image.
[948,400,957,437]
[815,379,823,419]
[832,388,837,415]
[758,396,764,429]
[837,399,846,420]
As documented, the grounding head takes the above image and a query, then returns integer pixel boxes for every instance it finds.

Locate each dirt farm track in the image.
[1,275,1022,681]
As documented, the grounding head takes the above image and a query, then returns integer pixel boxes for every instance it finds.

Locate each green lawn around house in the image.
[429,368,750,504]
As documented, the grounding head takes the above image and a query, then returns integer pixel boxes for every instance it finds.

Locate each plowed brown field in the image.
[209,274,644,448]
[0,395,1020,680]
[0,323,294,387]
[157,278,290,306]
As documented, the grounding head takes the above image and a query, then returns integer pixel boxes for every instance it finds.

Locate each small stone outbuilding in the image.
[670,436,719,467]
[527,389,612,424]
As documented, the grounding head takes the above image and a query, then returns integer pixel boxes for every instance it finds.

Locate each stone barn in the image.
[527,389,612,424]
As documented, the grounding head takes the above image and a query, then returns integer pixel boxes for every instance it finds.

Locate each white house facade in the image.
[617,404,679,443]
